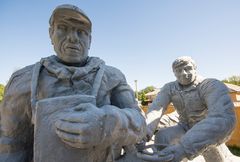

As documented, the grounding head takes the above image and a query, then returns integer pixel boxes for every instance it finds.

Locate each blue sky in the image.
[1,0,240,90]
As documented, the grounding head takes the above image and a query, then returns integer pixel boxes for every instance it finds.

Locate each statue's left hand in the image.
[55,103,106,149]
[158,144,186,162]
[137,144,185,162]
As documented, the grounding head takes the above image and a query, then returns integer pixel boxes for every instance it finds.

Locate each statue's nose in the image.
[67,30,79,43]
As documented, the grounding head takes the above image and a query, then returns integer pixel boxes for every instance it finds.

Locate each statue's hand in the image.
[137,152,174,162]
[158,144,186,162]
[137,144,186,162]
[55,103,105,149]
[136,143,174,162]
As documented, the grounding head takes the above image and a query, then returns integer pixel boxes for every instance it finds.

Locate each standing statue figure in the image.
[0,4,146,162]
[138,56,237,162]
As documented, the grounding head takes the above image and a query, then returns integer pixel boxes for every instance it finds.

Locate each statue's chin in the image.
[178,79,194,86]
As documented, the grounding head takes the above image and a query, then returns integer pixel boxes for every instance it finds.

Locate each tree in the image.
[137,86,156,105]
[222,75,240,86]
[0,84,5,102]
[138,92,147,105]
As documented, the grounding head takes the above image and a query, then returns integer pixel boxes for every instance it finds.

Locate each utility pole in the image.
[134,80,138,100]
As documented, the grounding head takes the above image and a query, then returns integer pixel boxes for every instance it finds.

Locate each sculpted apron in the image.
[31,62,110,162]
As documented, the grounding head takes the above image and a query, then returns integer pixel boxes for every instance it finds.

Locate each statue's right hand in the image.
[54,103,106,149]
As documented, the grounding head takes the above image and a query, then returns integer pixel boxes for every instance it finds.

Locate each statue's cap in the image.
[49,4,91,30]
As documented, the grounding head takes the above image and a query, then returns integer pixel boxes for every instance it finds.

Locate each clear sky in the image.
[1,0,240,90]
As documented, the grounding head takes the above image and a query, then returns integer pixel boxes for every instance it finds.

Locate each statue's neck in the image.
[55,56,88,67]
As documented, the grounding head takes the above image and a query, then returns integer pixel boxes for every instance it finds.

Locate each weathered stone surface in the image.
[0,4,146,162]
[142,56,239,162]
[34,95,102,162]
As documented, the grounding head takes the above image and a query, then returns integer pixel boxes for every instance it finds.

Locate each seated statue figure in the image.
[0,4,146,162]
[138,56,238,162]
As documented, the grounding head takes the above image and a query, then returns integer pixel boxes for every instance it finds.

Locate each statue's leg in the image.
[154,124,190,162]
[202,145,225,162]
[154,124,186,146]
[202,143,240,162]
[115,124,187,162]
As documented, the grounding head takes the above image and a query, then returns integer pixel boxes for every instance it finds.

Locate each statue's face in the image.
[50,17,91,64]
[173,63,197,86]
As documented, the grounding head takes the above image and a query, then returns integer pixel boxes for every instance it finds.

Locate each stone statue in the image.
[0,4,146,162]
[138,56,238,162]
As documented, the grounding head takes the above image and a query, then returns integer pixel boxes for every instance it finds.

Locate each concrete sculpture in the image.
[0,4,146,162]
[138,56,237,162]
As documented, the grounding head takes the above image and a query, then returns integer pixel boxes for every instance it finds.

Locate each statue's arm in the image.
[180,79,236,160]
[145,84,171,140]
[0,70,33,162]
[102,77,146,147]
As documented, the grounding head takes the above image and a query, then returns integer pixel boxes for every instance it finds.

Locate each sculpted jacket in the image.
[147,76,236,160]
[0,55,146,162]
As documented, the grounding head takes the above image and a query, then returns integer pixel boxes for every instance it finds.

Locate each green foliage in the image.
[228,146,240,156]
[0,84,5,102]
[137,86,156,106]
[139,86,155,94]
[138,92,147,105]
[222,75,240,86]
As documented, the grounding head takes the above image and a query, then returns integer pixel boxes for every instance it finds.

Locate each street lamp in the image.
[134,80,138,100]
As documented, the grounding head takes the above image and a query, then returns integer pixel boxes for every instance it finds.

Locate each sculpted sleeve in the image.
[180,79,236,160]
[146,83,171,139]
[0,67,33,162]
[100,66,146,147]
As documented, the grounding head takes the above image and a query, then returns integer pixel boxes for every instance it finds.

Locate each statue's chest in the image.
[38,69,96,98]
[171,88,207,123]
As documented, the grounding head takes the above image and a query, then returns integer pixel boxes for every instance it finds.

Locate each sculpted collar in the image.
[175,75,205,92]
[40,55,105,80]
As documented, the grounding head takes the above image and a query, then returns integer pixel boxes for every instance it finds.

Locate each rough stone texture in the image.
[0,4,146,162]
[143,56,239,162]
[34,95,102,162]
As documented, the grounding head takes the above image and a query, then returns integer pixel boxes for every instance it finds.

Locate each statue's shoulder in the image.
[101,65,128,91]
[162,81,177,90]
[199,78,228,93]
[104,65,125,80]
[201,78,223,86]
[6,63,36,90]
[165,81,176,86]
[12,64,34,77]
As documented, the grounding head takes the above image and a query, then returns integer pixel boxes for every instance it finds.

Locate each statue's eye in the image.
[184,66,193,71]
[57,24,67,31]
[175,69,182,73]
[77,29,88,36]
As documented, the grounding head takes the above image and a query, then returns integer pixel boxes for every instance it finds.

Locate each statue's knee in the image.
[154,129,170,145]
[154,127,183,145]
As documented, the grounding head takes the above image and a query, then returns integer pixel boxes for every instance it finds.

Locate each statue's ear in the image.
[49,27,54,44]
